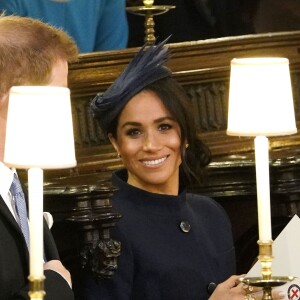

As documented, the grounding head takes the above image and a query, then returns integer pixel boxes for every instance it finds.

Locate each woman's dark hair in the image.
[109,77,211,185]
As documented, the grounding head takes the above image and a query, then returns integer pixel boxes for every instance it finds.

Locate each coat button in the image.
[179,221,191,233]
[207,282,217,295]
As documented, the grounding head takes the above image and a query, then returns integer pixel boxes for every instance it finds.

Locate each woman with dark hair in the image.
[81,40,282,300]
[108,76,211,186]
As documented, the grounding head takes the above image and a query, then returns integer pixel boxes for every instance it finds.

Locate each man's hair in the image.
[0,15,78,97]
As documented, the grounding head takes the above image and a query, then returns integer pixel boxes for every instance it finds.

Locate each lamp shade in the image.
[4,86,77,169]
[227,57,297,136]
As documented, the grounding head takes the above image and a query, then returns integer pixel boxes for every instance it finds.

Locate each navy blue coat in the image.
[81,169,236,300]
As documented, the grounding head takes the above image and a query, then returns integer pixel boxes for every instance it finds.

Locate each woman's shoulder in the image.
[186,193,234,242]
[187,192,220,206]
[186,193,229,219]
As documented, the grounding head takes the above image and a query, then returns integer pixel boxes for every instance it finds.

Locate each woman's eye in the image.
[126,128,141,136]
[159,123,172,131]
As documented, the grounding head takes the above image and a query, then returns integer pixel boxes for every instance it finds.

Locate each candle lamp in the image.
[4,86,77,299]
[126,0,175,46]
[227,57,297,299]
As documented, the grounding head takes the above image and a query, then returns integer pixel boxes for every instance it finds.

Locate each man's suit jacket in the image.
[0,195,74,300]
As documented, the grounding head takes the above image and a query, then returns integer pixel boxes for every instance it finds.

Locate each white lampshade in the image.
[227,57,297,136]
[4,86,77,169]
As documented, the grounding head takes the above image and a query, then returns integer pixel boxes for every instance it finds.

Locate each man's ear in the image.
[108,133,120,154]
[0,93,8,106]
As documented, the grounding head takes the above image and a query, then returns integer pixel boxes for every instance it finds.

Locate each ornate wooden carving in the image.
[43,176,121,281]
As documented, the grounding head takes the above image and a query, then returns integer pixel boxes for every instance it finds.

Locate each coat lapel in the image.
[0,195,30,262]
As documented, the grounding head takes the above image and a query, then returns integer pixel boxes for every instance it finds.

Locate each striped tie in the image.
[10,174,30,250]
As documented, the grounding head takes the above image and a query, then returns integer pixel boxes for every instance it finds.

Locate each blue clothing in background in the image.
[0,0,128,53]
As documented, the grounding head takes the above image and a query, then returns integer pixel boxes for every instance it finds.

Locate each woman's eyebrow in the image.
[121,121,141,129]
[154,116,175,123]
[121,116,175,129]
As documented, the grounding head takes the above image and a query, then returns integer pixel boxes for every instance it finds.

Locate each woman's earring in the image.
[185,143,189,149]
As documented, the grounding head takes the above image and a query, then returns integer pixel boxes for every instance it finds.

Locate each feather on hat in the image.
[91,37,172,133]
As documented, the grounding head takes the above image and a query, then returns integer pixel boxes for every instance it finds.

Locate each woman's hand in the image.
[208,275,246,300]
[208,275,286,300]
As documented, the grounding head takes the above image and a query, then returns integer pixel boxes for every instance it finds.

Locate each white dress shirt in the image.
[0,162,53,228]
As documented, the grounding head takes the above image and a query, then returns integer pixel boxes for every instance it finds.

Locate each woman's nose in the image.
[142,131,161,151]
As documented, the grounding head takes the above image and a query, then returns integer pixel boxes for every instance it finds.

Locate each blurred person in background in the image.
[0,0,129,53]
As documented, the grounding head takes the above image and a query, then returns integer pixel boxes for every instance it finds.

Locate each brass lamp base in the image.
[28,275,46,300]
[240,240,295,299]
[241,276,294,300]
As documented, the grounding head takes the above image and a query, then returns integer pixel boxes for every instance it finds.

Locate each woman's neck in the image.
[127,173,179,196]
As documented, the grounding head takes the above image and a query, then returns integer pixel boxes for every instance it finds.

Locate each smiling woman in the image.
[78,39,249,300]
[109,89,182,195]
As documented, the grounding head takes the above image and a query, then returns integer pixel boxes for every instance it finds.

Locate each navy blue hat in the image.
[91,38,172,133]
